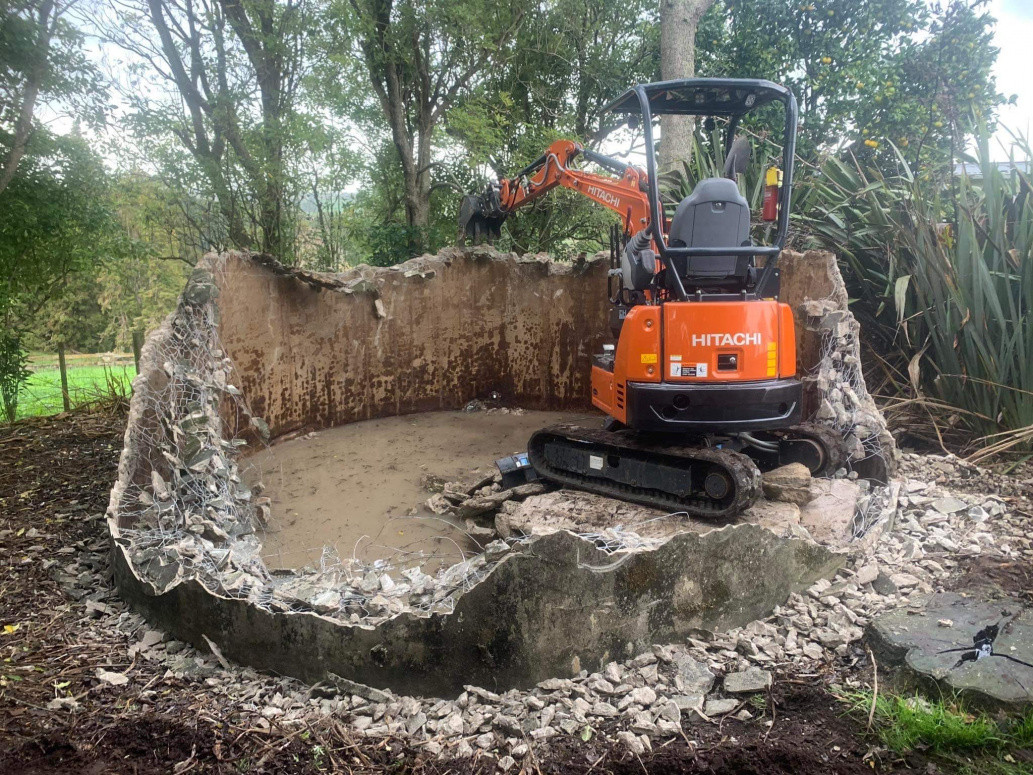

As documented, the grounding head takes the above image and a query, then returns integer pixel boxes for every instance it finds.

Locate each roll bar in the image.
[615,78,799,299]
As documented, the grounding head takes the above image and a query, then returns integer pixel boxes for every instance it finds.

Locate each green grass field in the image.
[12,354,136,421]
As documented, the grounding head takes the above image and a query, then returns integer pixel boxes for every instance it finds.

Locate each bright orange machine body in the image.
[590,302,797,424]
[486,139,798,430]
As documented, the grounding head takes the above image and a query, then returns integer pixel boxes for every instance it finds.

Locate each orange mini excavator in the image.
[460,78,843,518]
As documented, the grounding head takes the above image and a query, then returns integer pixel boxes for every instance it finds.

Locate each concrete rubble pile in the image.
[68,450,1031,762]
[111,268,270,598]
[781,250,896,485]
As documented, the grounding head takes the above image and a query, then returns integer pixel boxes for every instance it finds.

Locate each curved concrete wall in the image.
[216,249,611,439]
[107,248,873,697]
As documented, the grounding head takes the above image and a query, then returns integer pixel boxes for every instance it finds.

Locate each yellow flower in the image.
[864,139,879,149]
[821,56,832,64]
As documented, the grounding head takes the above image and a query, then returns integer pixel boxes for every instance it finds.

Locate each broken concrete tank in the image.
[106,247,889,696]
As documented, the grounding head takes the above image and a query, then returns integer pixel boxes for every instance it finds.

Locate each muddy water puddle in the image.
[242,410,598,571]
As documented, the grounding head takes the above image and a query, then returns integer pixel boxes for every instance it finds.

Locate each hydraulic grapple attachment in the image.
[458,187,507,244]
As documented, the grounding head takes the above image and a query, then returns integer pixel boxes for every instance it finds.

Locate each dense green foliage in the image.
[796,132,1033,449]
[703,0,1001,167]
[0,0,1020,440]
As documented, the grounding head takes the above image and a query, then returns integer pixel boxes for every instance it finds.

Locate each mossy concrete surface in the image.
[114,524,842,697]
[867,592,1033,711]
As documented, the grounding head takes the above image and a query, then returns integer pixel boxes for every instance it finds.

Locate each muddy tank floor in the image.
[242,409,599,570]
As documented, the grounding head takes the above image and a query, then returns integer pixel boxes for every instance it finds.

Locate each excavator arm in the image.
[459,140,654,244]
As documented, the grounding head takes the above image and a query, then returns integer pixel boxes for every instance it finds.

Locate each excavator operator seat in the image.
[668,178,751,290]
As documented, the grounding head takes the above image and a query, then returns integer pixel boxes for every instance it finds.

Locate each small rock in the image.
[95,668,129,686]
[931,496,968,514]
[703,698,738,716]
[871,572,898,596]
[616,730,645,755]
[658,699,681,723]
[761,463,815,505]
[723,668,772,694]
[889,573,920,589]
[629,686,657,706]
[441,713,465,736]
[802,642,824,660]
[498,755,516,771]
[854,563,879,586]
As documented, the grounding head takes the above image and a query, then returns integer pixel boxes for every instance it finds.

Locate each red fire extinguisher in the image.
[762,166,782,222]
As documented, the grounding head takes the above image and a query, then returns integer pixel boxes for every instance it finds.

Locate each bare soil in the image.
[242,410,596,570]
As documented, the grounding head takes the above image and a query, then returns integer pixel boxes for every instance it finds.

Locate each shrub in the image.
[0,330,30,423]
[800,131,1033,454]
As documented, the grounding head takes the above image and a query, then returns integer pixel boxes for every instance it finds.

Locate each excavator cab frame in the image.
[605,78,798,300]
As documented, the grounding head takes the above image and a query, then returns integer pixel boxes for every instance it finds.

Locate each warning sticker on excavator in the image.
[640,353,657,364]
[676,363,709,377]
[589,455,604,470]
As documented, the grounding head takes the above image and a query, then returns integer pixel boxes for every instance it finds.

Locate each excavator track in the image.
[527,423,762,518]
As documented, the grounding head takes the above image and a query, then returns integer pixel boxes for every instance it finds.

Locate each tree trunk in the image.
[658,0,715,174]
[0,0,56,196]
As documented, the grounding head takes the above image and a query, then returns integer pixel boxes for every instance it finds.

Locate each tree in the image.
[0,0,106,195]
[319,0,524,251]
[0,134,124,327]
[658,0,717,172]
[446,0,660,252]
[110,0,307,257]
[0,133,128,414]
[703,0,1001,168]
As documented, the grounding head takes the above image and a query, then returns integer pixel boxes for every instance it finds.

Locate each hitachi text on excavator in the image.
[459,79,844,519]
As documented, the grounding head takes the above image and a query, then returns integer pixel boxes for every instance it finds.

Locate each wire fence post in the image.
[132,331,143,374]
[57,345,71,412]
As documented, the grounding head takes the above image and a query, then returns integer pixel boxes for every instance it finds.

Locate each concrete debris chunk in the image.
[629,686,657,706]
[761,463,815,505]
[703,698,738,716]
[326,673,391,703]
[723,668,772,694]
[95,668,129,686]
[616,730,645,755]
[931,496,968,515]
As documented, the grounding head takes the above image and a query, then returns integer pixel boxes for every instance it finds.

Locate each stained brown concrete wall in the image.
[215,247,864,442]
[215,248,611,439]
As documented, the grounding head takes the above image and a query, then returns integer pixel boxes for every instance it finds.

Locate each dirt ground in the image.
[242,410,596,570]
[0,409,946,774]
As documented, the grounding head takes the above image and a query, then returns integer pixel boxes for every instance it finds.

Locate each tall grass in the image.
[798,131,1033,454]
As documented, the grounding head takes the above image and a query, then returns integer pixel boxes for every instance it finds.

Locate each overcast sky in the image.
[988,0,1032,155]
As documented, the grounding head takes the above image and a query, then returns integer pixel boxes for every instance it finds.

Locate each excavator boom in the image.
[459,140,653,244]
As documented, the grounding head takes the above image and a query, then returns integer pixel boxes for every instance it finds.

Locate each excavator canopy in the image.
[604,78,790,118]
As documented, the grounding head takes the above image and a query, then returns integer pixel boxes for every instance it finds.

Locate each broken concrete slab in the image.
[800,478,861,544]
[723,668,773,694]
[867,593,1033,710]
[107,248,886,698]
[508,487,855,549]
[113,523,844,697]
